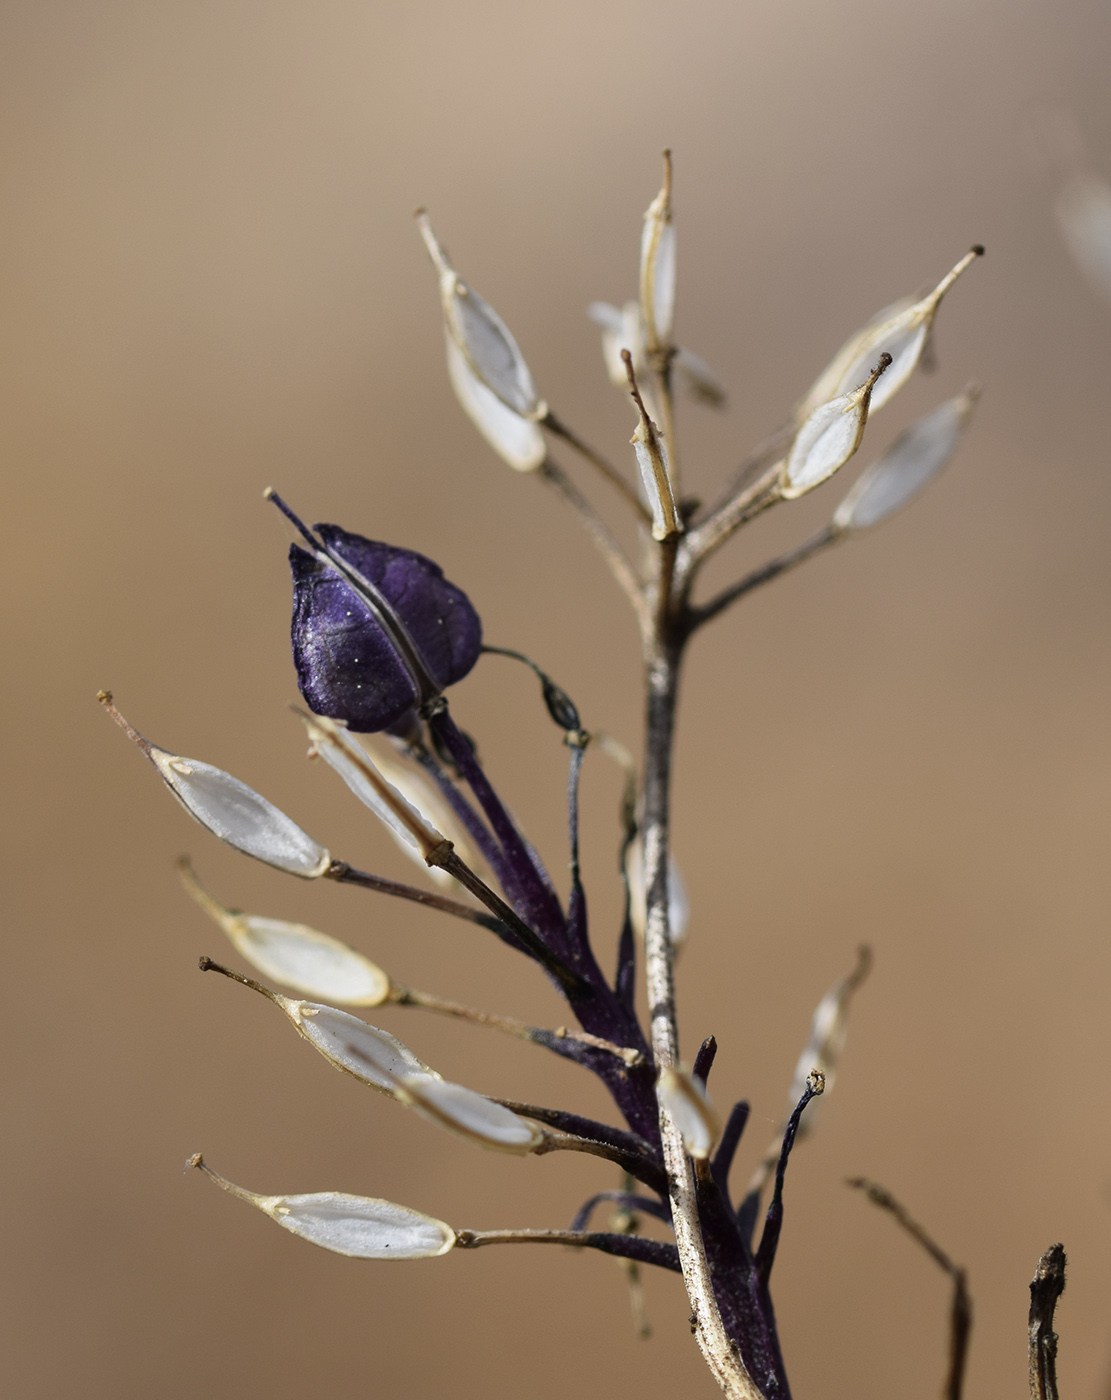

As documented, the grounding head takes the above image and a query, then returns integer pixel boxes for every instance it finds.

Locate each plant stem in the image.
[640,599,766,1400]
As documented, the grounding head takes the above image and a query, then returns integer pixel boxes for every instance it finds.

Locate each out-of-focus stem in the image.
[543,410,652,523]
[689,525,840,633]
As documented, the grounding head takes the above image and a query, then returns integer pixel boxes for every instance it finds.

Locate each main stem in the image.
[641,596,765,1400]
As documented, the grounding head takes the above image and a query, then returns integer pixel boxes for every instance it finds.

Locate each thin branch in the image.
[689,524,841,633]
[324,860,504,932]
[682,460,784,567]
[1028,1243,1067,1400]
[755,1072,824,1286]
[710,1101,751,1210]
[496,1100,666,1195]
[533,1125,668,1196]
[389,984,643,1066]
[848,1178,973,1400]
[539,458,650,629]
[569,1190,672,1232]
[543,410,652,522]
[453,1227,680,1272]
[695,421,796,528]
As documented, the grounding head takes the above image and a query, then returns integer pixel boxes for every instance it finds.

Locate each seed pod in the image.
[189,1156,455,1259]
[396,1074,543,1154]
[299,711,446,863]
[627,359,682,540]
[97,694,330,878]
[780,355,890,500]
[179,860,390,1005]
[281,997,438,1095]
[798,247,983,422]
[289,519,483,734]
[674,346,726,407]
[657,1065,720,1159]
[369,740,480,883]
[833,387,980,532]
[1055,172,1111,301]
[640,152,676,356]
[625,839,689,949]
[786,947,871,1137]
[417,212,545,419]
[445,335,546,471]
[588,300,644,385]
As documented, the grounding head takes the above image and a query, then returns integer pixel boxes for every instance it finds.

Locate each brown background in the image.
[3,1,1111,1397]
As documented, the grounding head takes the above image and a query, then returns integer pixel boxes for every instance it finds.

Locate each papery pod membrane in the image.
[191,1159,454,1259]
[674,346,726,407]
[780,357,888,500]
[588,300,644,385]
[179,862,390,1006]
[368,738,481,885]
[281,998,438,1096]
[625,839,689,949]
[639,152,676,354]
[300,711,445,861]
[786,948,871,1136]
[418,212,545,418]
[289,521,483,734]
[1055,173,1111,301]
[396,1074,543,1154]
[833,387,979,532]
[657,1066,720,1160]
[797,248,983,422]
[445,335,546,471]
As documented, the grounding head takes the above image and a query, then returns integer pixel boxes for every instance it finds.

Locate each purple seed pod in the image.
[284,510,482,732]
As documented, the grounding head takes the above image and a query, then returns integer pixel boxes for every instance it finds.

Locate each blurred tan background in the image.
[3,1,1111,1396]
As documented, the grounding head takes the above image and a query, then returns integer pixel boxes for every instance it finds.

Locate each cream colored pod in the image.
[189,1157,455,1259]
[418,211,546,471]
[97,694,331,878]
[179,860,390,1006]
[1055,172,1111,301]
[798,247,983,423]
[832,387,980,533]
[396,1075,544,1154]
[780,355,889,500]
[625,838,689,950]
[639,151,676,357]
[657,1065,720,1160]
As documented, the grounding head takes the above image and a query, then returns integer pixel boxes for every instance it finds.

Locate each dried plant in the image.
[98,153,1065,1397]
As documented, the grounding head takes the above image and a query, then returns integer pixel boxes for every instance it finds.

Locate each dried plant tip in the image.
[98,695,330,878]
[298,711,448,863]
[481,645,583,734]
[833,387,980,532]
[657,1065,721,1159]
[1055,173,1111,301]
[417,210,546,419]
[625,351,682,539]
[640,150,676,357]
[189,1155,455,1258]
[1029,1244,1067,1400]
[787,944,871,1117]
[177,858,390,1006]
[781,354,890,500]
[395,1074,544,1154]
[799,246,984,421]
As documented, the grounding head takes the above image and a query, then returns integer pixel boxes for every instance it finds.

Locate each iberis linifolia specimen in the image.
[101,153,984,1399]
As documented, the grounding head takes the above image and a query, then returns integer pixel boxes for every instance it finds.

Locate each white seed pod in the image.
[1055,172,1111,301]
[640,152,676,355]
[833,387,980,532]
[98,695,331,878]
[674,346,726,407]
[396,1074,543,1154]
[190,1158,454,1259]
[588,300,644,386]
[418,212,545,419]
[300,712,445,863]
[657,1065,720,1160]
[625,839,689,949]
[369,739,481,886]
[283,999,438,1095]
[781,356,889,500]
[179,861,390,1006]
[798,247,983,422]
[444,335,546,471]
[786,947,871,1135]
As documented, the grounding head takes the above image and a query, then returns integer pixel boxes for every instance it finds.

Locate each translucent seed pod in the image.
[833,386,980,532]
[299,711,446,863]
[1055,172,1111,301]
[280,997,438,1095]
[189,1156,455,1259]
[417,211,546,419]
[786,947,871,1139]
[674,346,726,407]
[588,300,644,385]
[640,151,676,356]
[98,694,330,878]
[780,356,890,500]
[445,335,546,471]
[179,860,390,1006]
[657,1065,720,1160]
[625,839,689,950]
[370,739,481,885]
[798,247,983,422]
[625,359,682,540]
[396,1074,543,1154]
